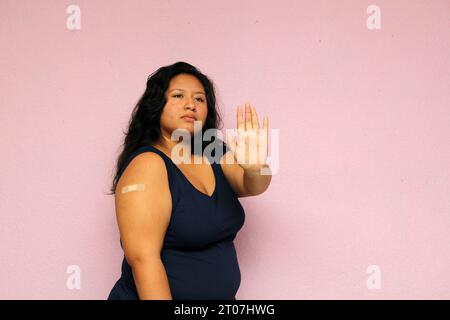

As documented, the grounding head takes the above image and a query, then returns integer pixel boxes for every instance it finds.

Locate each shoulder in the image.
[114,151,173,228]
[116,151,169,193]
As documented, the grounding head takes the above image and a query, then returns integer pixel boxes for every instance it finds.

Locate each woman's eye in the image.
[173,94,204,102]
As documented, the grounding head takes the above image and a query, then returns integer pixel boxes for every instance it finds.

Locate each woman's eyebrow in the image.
[169,88,205,95]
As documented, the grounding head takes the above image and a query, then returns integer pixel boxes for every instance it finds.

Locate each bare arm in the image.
[220,150,272,197]
[243,164,272,196]
[115,152,173,299]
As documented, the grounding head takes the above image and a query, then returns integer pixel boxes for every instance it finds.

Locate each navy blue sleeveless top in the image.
[108,145,246,300]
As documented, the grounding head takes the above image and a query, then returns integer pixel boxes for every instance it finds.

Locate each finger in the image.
[250,104,259,131]
[226,130,236,152]
[263,116,269,141]
[245,103,252,131]
[237,105,245,131]
[263,115,269,130]
[257,116,268,162]
[225,131,238,164]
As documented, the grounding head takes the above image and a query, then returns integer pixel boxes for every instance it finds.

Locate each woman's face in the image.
[160,73,208,140]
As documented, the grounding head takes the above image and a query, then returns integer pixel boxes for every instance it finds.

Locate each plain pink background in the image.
[0,0,449,299]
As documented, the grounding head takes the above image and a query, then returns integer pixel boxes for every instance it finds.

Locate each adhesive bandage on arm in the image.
[121,184,146,194]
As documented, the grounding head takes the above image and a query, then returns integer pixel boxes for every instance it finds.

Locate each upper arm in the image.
[219,149,253,198]
[115,152,172,266]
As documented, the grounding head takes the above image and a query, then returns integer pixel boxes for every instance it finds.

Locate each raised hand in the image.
[226,103,269,173]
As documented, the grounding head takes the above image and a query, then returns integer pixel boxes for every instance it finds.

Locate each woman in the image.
[107,61,271,300]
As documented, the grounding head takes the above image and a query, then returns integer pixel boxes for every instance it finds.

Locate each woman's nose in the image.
[185,98,196,109]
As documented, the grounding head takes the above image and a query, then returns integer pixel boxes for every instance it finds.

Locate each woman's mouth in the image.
[181,116,195,122]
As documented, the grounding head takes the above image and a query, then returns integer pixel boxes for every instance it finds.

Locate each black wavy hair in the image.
[108,61,227,195]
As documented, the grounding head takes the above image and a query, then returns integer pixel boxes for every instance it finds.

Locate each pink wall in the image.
[0,0,449,299]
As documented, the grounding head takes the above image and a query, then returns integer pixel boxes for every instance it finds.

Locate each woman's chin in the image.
[173,122,203,138]
[183,123,203,133]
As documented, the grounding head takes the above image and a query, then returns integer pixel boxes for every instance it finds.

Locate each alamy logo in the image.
[66,265,81,290]
[66,5,81,30]
[366,5,381,30]
[169,121,279,175]
[366,265,381,290]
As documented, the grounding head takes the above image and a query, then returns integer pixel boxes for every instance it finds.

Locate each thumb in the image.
[226,131,237,155]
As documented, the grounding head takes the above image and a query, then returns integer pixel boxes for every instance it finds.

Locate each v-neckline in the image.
[149,145,217,199]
